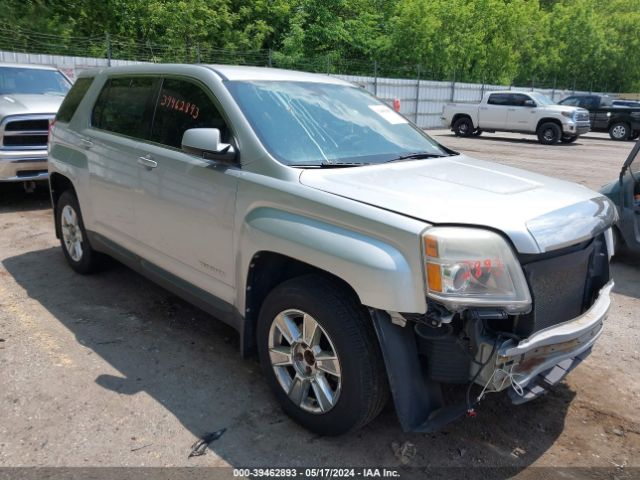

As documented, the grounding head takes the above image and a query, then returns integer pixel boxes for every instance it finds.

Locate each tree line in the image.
[1,0,639,92]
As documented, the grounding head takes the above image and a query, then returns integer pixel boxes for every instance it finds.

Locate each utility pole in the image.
[105,33,111,67]
[415,65,421,125]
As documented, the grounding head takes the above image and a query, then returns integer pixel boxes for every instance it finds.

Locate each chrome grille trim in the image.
[0,114,55,150]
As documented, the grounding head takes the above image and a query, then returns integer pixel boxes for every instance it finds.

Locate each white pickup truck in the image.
[442,91,591,144]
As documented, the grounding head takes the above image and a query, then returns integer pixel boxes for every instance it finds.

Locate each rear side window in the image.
[56,77,94,123]
[487,93,511,105]
[151,78,228,149]
[91,77,159,139]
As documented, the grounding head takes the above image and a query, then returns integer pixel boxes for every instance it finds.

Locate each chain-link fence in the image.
[0,25,619,128]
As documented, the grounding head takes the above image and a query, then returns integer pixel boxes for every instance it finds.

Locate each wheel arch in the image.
[238,207,426,355]
[452,113,474,128]
[49,172,78,239]
[243,252,360,356]
[535,117,562,132]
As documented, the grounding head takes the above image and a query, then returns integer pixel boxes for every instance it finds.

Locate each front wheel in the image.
[560,135,578,143]
[257,275,389,435]
[609,122,630,141]
[472,129,483,137]
[629,130,639,141]
[537,122,561,144]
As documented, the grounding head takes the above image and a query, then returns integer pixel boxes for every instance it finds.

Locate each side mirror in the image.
[523,99,536,107]
[181,128,236,164]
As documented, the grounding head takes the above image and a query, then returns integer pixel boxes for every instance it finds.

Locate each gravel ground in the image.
[0,131,638,479]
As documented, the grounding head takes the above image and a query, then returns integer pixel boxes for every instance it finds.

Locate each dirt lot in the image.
[1,131,639,478]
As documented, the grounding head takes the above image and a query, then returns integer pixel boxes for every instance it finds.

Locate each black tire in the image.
[55,190,102,274]
[257,274,389,435]
[609,122,630,141]
[612,226,627,257]
[452,116,474,137]
[629,130,639,140]
[560,135,578,143]
[537,122,561,144]
[472,129,483,137]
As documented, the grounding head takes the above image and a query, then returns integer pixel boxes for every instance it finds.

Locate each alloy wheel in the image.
[268,309,342,414]
[60,205,83,262]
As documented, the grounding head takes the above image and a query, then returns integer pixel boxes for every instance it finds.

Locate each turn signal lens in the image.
[426,262,442,292]
[424,235,439,257]
[422,227,531,313]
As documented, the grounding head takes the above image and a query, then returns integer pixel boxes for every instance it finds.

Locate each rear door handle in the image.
[80,138,93,149]
[137,155,157,170]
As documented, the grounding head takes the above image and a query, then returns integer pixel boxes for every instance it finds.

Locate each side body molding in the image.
[241,207,425,313]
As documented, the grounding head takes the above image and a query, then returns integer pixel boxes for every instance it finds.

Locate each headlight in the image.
[423,227,532,313]
[561,111,574,118]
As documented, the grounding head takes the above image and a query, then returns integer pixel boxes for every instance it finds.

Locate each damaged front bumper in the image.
[480,280,613,403]
[371,280,613,433]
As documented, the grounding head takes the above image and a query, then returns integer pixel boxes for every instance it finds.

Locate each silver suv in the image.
[0,64,71,185]
[48,64,616,435]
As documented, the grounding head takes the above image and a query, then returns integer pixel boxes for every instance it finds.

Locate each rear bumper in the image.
[0,149,49,182]
[490,280,613,399]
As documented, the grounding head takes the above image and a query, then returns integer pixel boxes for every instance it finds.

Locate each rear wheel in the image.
[630,130,639,140]
[257,275,389,435]
[609,122,630,141]
[537,122,561,144]
[472,129,483,137]
[452,117,474,137]
[560,135,578,143]
[56,190,102,274]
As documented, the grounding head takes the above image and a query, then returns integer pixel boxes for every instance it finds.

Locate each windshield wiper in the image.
[289,162,371,168]
[385,152,447,163]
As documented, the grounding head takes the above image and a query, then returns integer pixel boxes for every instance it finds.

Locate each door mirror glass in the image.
[523,99,536,107]
[182,128,236,163]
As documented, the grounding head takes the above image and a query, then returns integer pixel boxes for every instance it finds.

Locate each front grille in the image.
[3,135,48,147]
[1,116,53,149]
[515,234,610,336]
[5,119,49,131]
[576,111,590,122]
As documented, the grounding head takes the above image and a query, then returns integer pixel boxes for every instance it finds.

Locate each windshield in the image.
[0,67,71,96]
[528,92,555,106]
[226,81,448,166]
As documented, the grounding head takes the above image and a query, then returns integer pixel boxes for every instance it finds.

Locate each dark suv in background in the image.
[558,94,640,141]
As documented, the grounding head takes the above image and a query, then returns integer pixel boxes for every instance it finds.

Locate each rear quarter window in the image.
[56,77,94,123]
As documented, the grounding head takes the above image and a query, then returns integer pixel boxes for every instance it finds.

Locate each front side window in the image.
[91,77,159,139]
[0,67,70,96]
[226,81,447,166]
[510,94,532,106]
[151,78,228,149]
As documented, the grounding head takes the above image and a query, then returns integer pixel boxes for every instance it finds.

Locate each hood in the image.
[299,154,616,254]
[0,94,64,116]
[543,104,588,115]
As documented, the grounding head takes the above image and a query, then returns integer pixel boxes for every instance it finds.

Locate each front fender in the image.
[240,207,426,313]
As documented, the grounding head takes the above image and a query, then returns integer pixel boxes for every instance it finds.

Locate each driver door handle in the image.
[137,155,157,170]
